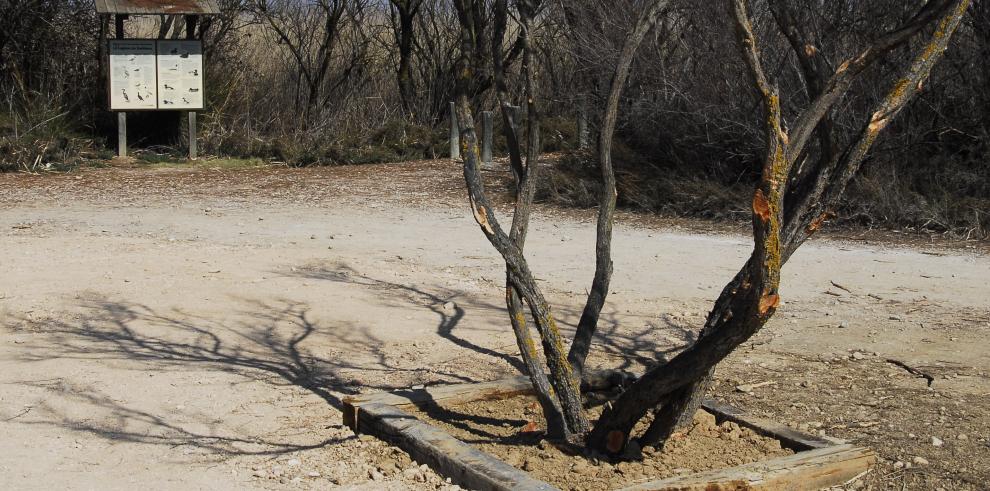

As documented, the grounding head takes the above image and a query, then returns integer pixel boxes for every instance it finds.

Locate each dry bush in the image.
[845,156,990,239]
[0,0,985,240]
[1,87,105,172]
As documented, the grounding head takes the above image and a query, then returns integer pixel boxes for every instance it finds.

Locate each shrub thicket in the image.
[1,0,986,237]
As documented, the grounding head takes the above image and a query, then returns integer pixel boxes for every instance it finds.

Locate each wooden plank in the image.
[345,377,533,430]
[344,370,632,431]
[96,0,221,15]
[346,376,833,452]
[346,377,873,491]
[701,398,840,450]
[619,444,875,491]
[358,402,557,491]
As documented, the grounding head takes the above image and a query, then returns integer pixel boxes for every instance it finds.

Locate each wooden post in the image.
[187,112,197,160]
[97,15,109,111]
[577,95,589,150]
[507,105,521,134]
[114,15,127,158]
[184,15,198,39]
[449,101,460,160]
[481,110,493,168]
[186,14,199,160]
[114,14,126,39]
[117,112,127,157]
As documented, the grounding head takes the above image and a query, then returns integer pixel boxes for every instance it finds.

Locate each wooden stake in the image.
[187,111,197,160]
[507,104,521,132]
[449,101,460,160]
[577,95,588,150]
[481,110,493,168]
[117,112,127,157]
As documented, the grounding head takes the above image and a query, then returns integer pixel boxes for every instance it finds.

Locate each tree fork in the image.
[452,0,588,441]
[610,0,971,453]
[589,0,794,454]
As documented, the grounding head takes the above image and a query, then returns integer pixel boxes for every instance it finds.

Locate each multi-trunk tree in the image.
[452,0,970,454]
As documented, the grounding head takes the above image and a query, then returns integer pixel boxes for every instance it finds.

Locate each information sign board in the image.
[107,39,204,110]
[108,40,158,110]
[156,40,204,110]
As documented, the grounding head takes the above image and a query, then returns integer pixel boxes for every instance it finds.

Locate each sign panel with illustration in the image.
[108,40,158,110]
[156,40,204,110]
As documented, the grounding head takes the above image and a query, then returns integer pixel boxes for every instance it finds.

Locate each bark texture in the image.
[588,0,970,454]
[453,0,588,442]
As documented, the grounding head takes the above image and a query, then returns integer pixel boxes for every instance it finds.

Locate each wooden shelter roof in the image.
[95,0,220,15]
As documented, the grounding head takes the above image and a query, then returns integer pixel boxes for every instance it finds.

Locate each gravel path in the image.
[1,161,987,489]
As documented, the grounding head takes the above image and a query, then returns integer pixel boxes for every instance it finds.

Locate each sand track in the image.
[1,161,987,490]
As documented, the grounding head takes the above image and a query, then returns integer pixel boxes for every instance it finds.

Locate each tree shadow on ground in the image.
[279,262,529,373]
[278,261,699,441]
[3,261,699,453]
[3,295,482,457]
[8,377,350,457]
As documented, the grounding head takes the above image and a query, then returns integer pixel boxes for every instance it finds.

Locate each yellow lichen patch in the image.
[759,293,780,315]
[521,330,538,359]
[889,78,911,103]
[752,189,771,222]
[515,310,528,329]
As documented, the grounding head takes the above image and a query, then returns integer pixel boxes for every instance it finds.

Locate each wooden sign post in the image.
[96,0,219,160]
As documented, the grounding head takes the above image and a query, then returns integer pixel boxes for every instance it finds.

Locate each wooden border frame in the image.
[343,373,875,491]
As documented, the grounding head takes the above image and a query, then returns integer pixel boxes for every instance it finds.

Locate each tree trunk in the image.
[452,0,589,443]
[567,0,669,377]
[588,0,970,455]
[391,1,419,119]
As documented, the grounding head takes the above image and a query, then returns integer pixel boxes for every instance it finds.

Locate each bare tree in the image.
[451,0,669,443]
[247,0,369,120]
[388,0,425,119]
[451,0,970,454]
[563,0,671,379]
[451,0,589,442]
[586,0,971,454]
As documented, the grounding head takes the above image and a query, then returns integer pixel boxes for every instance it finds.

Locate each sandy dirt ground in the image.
[0,160,987,490]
